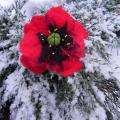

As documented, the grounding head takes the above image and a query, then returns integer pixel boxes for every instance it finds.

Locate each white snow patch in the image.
[72,108,86,120]
[0,0,14,7]
[110,48,120,81]
[92,85,105,102]
[22,0,64,21]
[68,77,74,84]
[89,104,106,120]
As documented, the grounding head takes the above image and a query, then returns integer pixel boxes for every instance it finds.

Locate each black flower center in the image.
[37,23,74,68]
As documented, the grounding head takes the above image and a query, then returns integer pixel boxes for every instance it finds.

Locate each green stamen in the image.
[47,33,61,46]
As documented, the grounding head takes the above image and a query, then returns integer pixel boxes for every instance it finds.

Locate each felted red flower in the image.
[19,6,88,77]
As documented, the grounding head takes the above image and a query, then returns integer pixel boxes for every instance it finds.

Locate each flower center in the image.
[47,33,61,46]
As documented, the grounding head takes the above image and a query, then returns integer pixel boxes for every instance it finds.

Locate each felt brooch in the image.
[19,6,88,77]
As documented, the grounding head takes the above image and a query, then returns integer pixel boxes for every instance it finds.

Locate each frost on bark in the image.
[0,0,120,120]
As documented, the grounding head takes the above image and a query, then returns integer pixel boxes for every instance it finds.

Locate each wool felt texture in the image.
[19,6,88,77]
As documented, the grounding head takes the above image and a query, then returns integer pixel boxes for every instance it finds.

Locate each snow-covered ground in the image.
[0,0,14,7]
[0,0,64,20]
[0,0,64,7]
[0,0,120,120]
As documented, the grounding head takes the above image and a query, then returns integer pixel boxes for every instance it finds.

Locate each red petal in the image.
[60,57,85,77]
[61,42,85,58]
[69,50,85,58]
[46,6,74,33]
[20,55,47,74]
[71,20,88,45]
[69,41,86,58]
[47,57,84,77]
[19,31,42,61]
[24,23,35,34]
[24,15,49,35]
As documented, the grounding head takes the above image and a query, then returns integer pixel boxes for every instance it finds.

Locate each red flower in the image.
[20,6,88,77]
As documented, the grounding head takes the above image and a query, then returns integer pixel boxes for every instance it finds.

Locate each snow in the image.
[89,104,106,120]
[97,48,120,80]
[68,77,74,84]
[0,0,14,7]
[92,85,105,102]
[110,49,120,77]
[71,108,85,120]
[0,0,64,21]
[0,0,63,7]
[0,0,120,120]
[21,0,64,21]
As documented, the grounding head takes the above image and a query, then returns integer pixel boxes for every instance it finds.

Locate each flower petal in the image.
[20,6,88,77]
[24,23,33,34]
[60,58,84,77]
[46,6,74,33]
[20,31,42,61]
[20,55,47,74]
[47,57,84,77]
[69,41,85,58]
[24,16,49,35]
[71,20,88,45]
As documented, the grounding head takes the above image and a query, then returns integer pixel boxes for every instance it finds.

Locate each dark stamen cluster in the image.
[37,24,73,67]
